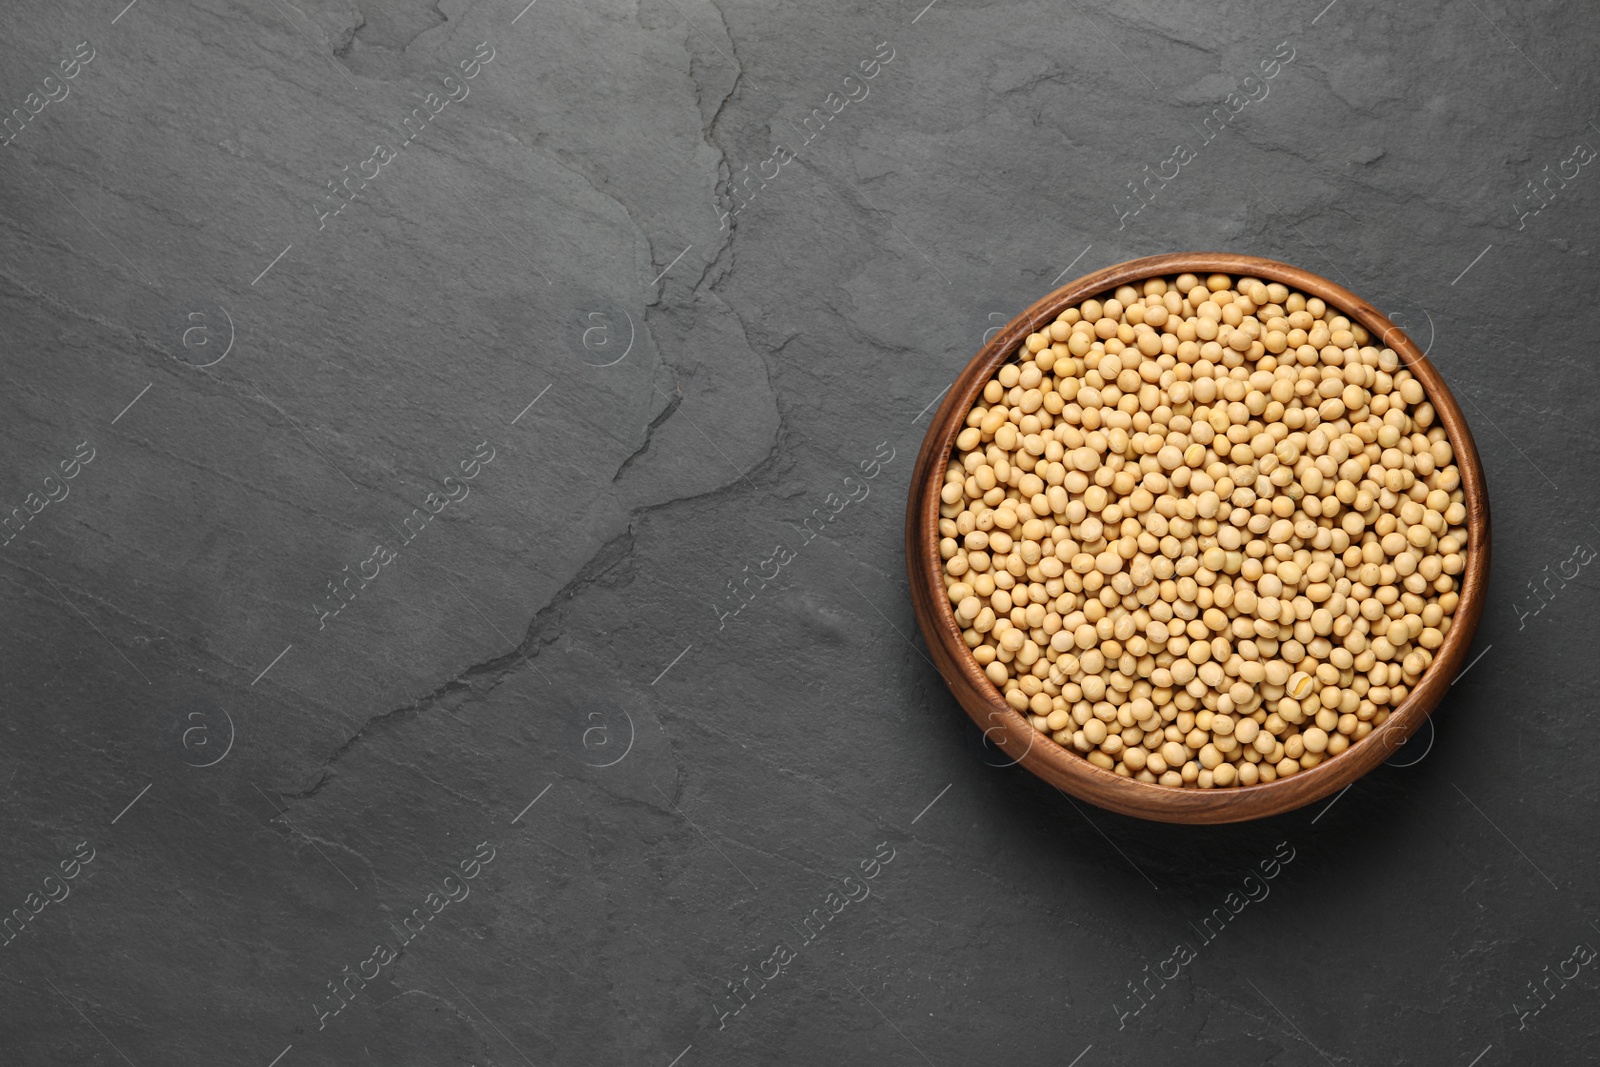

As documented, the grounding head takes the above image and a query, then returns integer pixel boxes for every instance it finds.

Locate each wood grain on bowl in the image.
[905,253,1490,824]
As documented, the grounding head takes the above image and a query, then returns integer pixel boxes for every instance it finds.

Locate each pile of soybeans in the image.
[938,272,1468,789]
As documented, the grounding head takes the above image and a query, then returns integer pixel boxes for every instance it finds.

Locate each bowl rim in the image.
[905,252,1491,824]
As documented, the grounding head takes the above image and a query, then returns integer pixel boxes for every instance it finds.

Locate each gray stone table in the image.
[1,0,1597,1063]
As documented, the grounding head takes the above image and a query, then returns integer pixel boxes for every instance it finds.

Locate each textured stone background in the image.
[1,0,1597,1064]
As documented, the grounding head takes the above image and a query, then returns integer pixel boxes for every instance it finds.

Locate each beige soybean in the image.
[941,272,1468,789]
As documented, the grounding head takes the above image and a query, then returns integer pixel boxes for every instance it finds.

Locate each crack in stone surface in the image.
[613,379,684,483]
[287,526,638,798]
[289,372,789,799]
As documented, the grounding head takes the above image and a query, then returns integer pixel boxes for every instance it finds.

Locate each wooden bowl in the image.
[905,252,1490,824]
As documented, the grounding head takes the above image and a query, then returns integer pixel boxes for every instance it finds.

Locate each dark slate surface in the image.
[1,0,1597,1064]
